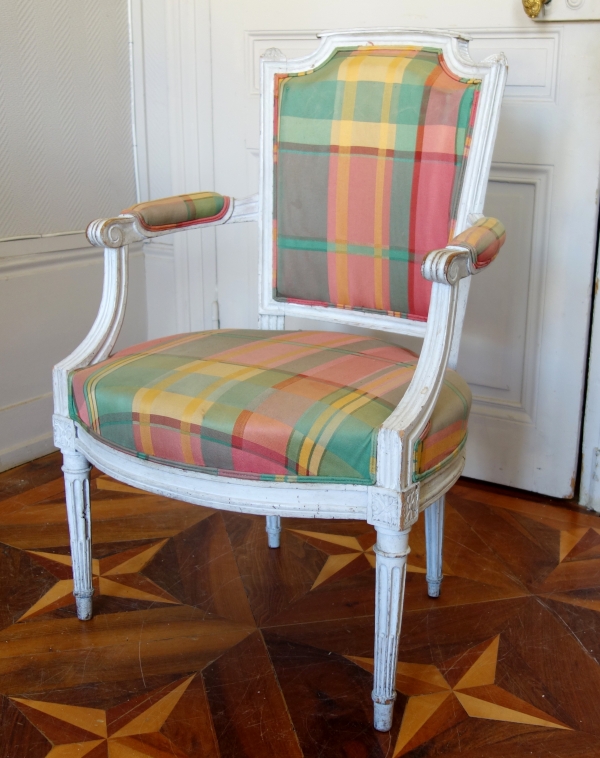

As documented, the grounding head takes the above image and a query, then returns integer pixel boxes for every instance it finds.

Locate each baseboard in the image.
[0,432,57,473]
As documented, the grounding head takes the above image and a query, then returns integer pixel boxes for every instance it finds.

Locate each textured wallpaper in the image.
[0,0,136,238]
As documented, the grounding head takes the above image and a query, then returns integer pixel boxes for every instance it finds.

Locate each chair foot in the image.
[266,515,281,548]
[373,700,395,732]
[75,592,94,621]
[427,579,442,598]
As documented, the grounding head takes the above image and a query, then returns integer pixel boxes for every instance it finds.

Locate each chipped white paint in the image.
[425,496,445,597]
[265,515,281,548]
[372,526,411,731]
[53,30,506,731]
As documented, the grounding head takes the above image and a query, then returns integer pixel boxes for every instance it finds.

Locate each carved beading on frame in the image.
[367,485,420,530]
[262,47,286,61]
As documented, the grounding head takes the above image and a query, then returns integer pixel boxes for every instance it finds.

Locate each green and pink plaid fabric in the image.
[69,330,471,484]
[450,216,506,269]
[273,46,481,321]
[123,192,229,232]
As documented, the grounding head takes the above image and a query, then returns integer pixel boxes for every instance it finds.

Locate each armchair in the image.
[52,29,507,732]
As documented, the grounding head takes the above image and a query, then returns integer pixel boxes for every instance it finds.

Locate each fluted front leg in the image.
[265,515,281,548]
[372,526,411,732]
[425,496,445,597]
[62,451,94,620]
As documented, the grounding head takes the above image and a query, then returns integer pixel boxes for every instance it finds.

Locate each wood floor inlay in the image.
[2,455,600,756]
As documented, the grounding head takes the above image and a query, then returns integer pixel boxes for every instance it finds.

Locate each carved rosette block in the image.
[62,451,94,621]
[367,485,420,530]
[265,515,281,548]
[52,415,77,451]
[372,526,411,731]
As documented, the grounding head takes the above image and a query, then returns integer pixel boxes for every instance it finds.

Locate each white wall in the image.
[0,0,147,472]
[131,0,218,339]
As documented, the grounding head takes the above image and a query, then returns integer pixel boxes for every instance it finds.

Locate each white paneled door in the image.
[164,1,600,498]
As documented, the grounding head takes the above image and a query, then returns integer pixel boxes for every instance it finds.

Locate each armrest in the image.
[448,216,506,272]
[375,219,505,494]
[86,193,258,248]
[123,191,231,232]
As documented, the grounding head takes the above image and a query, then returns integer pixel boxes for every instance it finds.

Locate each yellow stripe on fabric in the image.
[331,53,366,305]
[421,428,466,467]
[205,336,326,370]
[306,391,377,474]
[83,333,213,433]
[355,364,415,397]
[298,387,372,475]
[331,120,396,150]
[132,360,264,459]
[414,432,468,482]
[178,365,265,464]
[373,54,411,310]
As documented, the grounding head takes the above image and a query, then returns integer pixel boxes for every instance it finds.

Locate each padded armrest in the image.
[449,217,506,270]
[121,191,231,232]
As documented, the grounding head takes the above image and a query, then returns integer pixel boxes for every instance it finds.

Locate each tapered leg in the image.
[425,496,445,598]
[62,451,94,620]
[372,525,411,731]
[265,515,281,548]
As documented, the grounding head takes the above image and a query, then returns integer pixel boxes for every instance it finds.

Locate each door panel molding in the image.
[461,163,552,426]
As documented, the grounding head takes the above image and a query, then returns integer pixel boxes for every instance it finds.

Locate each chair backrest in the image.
[259,30,506,339]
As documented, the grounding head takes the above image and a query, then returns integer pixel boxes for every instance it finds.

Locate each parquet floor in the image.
[1,454,600,757]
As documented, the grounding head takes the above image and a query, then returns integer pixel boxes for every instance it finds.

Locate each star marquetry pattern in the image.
[348,635,570,756]
[288,529,428,589]
[559,526,600,563]
[21,540,179,620]
[11,675,195,757]
[480,493,600,608]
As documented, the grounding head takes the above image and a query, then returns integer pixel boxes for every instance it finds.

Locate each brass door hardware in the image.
[522,0,551,18]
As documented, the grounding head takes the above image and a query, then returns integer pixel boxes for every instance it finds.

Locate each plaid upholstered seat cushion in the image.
[69,330,471,484]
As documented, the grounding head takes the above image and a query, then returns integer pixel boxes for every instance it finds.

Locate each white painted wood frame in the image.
[52,29,507,731]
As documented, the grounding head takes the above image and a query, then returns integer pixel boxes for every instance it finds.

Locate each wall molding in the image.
[0,231,88,259]
[143,239,174,261]
[0,433,56,474]
[245,28,561,103]
[465,28,561,103]
[0,241,143,279]
[465,162,552,426]
[537,0,600,21]
[245,30,319,94]
[165,0,217,333]
[0,391,56,473]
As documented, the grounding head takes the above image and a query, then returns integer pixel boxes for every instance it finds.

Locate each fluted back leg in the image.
[265,515,281,548]
[372,525,411,732]
[62,451,94,620]
[425,496,445,598]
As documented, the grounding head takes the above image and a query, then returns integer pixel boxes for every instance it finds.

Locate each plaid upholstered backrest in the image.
[273,46,481,322]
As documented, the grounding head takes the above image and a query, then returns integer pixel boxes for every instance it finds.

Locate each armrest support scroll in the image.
[376,271,465,492]
[375,217,505,492]
[53,246,128,417]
